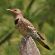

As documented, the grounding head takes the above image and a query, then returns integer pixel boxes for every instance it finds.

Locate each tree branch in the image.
[20,37,40,55]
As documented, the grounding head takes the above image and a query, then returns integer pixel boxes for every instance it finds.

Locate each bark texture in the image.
[20,37,41,55]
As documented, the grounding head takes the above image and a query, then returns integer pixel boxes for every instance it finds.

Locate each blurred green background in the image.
[0,0,55,55]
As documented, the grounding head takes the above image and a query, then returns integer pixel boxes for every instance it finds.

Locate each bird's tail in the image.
[36,38,50,50]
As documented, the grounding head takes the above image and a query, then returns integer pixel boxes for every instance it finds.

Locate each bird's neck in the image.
[15,14,23,19]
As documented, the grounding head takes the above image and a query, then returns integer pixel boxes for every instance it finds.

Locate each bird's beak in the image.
[6,9,13,12]
[6,9,10,10]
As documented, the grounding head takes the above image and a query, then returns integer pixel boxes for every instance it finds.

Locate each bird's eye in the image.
[14,10,17,11]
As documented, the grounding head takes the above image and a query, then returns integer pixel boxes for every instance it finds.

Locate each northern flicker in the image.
[7,8,50,50]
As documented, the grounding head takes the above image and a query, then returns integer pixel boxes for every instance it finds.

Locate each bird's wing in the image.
[27,25,44,40]
[37,32,44,40]
[27,26,50,50]
[22,18,44,40]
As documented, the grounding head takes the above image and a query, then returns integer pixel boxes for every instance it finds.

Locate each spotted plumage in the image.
[7,8,50,50]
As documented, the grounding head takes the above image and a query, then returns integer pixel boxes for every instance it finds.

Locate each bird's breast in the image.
[17,20,28,36]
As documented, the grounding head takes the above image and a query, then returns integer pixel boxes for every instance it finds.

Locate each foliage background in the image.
[0,0,55,55]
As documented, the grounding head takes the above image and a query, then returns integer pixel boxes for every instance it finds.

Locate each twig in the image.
[26,0,35,12]
[0,28,15,45]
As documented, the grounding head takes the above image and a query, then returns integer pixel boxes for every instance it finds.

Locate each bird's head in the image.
[6,8,22,15]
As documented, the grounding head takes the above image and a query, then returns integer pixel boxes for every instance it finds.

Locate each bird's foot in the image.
[21,36,29,45]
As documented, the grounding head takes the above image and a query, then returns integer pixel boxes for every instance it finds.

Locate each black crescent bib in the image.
[15,19,19,24]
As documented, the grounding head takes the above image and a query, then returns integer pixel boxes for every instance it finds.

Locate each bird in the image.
[7,8,50,50]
